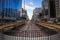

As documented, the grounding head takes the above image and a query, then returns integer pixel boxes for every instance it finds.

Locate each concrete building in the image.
[22,8,27,20]
[55,0,60,19]
[42,0,49,20]
[33,8,42,21]
[42,0,60,21]
[48,0,60,21]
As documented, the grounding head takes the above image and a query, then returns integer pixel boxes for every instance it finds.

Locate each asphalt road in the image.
[3,21,57,37]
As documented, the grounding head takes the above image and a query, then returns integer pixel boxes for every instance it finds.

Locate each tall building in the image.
[16,10,20,20]
[33,8,42,21]
[49,0,56,18]
[42,0,60,21]
[48,0,60,19]
[55,0,60,19]
[3,8,16,20]
[1,8,20,20]
[22,8,27,19]
[42,0,49,19]
[0,0,22,20]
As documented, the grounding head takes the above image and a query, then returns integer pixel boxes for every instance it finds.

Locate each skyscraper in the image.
[42,0,60,21]
[0,0,22,20]
[42,0,49,20]
[48,0,60,19]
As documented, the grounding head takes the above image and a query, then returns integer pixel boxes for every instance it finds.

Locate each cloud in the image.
[30,2,34,6]
[28,15,32,20]
[22,4,35,11]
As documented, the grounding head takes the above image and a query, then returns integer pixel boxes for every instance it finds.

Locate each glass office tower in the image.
[0,0,22,20]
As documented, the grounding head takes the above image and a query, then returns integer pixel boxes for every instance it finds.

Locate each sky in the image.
[22,0,42,20]
[0,0,42,20]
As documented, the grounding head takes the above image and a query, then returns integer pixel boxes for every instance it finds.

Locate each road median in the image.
[0,20,25,32]
[35,21,60,32]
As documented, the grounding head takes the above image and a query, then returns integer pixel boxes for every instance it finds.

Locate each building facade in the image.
[0,0,22,20]
[48,0,60,19]
[42,0,49,19]
[22,8,27,20]
[3,8,20,20]
[42,0,60,21]
[33,8,42,21]
[55,0,60,18]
